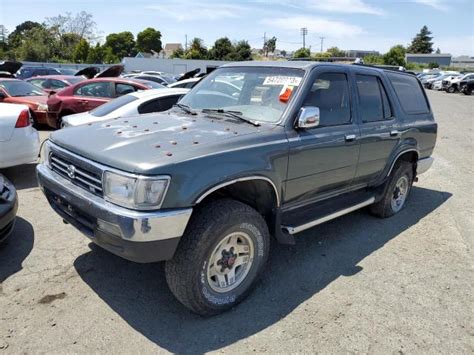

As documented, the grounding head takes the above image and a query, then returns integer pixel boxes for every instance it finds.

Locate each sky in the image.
[1,0,473,56]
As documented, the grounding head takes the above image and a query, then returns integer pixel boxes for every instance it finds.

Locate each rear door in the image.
[73,81,114,111]
[285,67,360,206]
[351,69,400,185]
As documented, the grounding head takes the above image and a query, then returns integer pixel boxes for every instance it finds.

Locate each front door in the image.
[285,69,360,207]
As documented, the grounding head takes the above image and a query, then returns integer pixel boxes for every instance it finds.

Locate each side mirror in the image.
[296,106,320,129]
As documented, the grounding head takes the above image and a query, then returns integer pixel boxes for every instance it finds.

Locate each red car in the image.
[26,75,86,94]
[46,78,164,128]
[0,78,50,126]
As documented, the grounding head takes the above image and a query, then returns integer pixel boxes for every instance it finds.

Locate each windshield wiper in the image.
[173,103,196,115]
[201,108,260,127]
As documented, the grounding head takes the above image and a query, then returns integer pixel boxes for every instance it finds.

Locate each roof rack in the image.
[352,62,417,75]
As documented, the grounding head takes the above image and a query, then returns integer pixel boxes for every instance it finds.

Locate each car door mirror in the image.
[296,106,320,129]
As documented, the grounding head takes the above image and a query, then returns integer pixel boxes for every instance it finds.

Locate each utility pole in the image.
[319,36,325,52]
[300,27,308,49]
[185,34,188,51]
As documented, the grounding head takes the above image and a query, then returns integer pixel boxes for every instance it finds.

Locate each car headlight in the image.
[37,103,48,111]
[103,171,170,210]
[40,140,52,168]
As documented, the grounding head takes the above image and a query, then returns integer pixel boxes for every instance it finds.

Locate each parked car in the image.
[62,88,189,128]
[168,77,201,89]
[0,79,49,126]
[123,74,170,86]
[0,103,40,168]
[0,61,22,78]
[56,68,78,76]
[26,75,86,94]
[423,73,459,89]
[443,73,474,93]
[37,62,437,316]
[432,74,461,91]
[460,79,474,95]
[46,78,164,129]
[16,66,62,79]
[0,174,18,244]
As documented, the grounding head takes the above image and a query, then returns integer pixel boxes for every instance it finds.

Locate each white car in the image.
[168,77,201,89]
[62,88,189,127]
[168,77,242,98]
[432,75,460,90]
[0,103,40,168]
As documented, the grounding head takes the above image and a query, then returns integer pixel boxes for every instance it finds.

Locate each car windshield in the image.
[179,67,304,123]
[90,94,139,117]
[0,80,45,96]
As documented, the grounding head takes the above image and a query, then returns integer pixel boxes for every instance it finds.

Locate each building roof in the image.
[406,53,452,57]
[164,43,182,51]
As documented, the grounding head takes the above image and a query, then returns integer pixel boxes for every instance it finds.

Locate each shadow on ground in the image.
[0,217,35,283]
[74,187,451,353]
[1,164,39,190]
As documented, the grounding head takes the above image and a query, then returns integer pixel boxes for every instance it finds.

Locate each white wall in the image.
[121,57,229,74]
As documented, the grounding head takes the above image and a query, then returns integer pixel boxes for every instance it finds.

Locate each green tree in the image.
[293,47,310,58]
[363,54,384,64]
[326,46,345,57]
[170,47,184,59]
[46,11,97,41]
[104,31,136,59]
[56,32,82,61]
[8,21,43,49]
[435,47,441,54]
[14,26,55,61]
[263,36,277,56]
[231,40,252,61]
[86,43,105,63]
[407,25,433,54]
[102,46,119,64]
[184,38,207,59]
[383,44,406,66]
[208,37,233,60]
[73,38,90,63]
[136,27,162,53]
[428,62,439,69]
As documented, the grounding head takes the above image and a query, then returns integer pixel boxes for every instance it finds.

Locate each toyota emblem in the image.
[67,164,76,179]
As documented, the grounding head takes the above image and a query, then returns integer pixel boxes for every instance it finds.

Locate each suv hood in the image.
[50,112,274,174]
[75,66,100,79]
[95,64,124,78]
[0,61,22,75]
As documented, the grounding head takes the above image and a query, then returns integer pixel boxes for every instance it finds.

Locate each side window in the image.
[158,95,181,111]
[116,83,137,97]
[138,98,162,114]
[303,72,351,127]
[386,72,429,114]
[49,79,67,89]
[186,82,196,89]
[74,82,113,98]
[356,74,392,122]
[29,79,45,88]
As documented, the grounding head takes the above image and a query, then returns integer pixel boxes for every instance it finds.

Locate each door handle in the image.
[345,134,356,142]
[390,130,399,137]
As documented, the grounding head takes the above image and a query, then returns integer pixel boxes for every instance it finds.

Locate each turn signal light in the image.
[15,109,31,128]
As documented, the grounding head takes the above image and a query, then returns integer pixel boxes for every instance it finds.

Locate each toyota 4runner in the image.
[37,62,437,315]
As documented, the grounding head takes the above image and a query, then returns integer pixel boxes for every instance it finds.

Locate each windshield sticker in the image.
[263,76,301,86]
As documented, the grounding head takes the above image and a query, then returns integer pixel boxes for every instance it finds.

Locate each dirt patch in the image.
[38,292,67,304]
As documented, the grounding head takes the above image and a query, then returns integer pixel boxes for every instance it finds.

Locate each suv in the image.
[444,73,474,93]
[37,62,437,315]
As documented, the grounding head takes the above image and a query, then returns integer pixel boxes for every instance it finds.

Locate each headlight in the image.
[40,140,52,168]
[37,103,48,111]
[103,171,170,210]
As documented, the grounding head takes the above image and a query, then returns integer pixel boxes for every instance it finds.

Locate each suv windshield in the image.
[179,67,304,123]
[90,94,138,117]
[0,80,45,96]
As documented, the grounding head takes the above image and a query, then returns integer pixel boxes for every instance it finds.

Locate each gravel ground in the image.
[0,90,472,353]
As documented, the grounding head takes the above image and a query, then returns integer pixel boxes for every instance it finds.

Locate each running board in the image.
[282,197,375,235]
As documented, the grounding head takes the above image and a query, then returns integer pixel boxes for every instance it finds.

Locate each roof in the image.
[222,60,324,70]
[405,53,452,57]
[26,75,80,81]
[164,43,182,51]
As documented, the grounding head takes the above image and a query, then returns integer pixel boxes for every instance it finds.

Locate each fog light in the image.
[97,219,122,237]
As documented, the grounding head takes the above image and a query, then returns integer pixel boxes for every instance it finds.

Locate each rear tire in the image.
[370,161,414,218]
[447,86,456,93]
[165,199,270,316]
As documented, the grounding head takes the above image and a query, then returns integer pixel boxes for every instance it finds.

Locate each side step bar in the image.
[282,197,375,235]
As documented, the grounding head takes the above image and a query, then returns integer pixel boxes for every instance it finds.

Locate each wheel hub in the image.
[217,248,237,271]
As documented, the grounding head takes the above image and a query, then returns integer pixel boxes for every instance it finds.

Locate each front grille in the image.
[50,153,103,196]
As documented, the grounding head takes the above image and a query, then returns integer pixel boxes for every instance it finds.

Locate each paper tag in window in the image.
[263,76,301,86]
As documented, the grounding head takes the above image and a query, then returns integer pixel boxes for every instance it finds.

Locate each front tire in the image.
[165,199,270,316]
[370,161,414,218]
[447,86,456,93]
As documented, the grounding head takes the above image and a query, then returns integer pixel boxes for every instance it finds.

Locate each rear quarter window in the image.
[386,72,430,114]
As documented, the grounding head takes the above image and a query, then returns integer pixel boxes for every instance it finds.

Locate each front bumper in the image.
[417,157,434,175]
[0,177,18,243]
[37,164,192,262]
